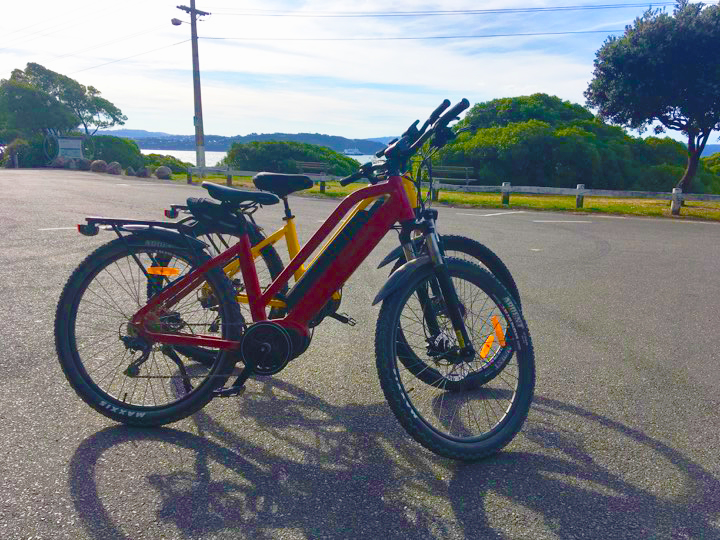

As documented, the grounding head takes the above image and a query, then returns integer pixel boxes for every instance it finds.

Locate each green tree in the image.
[0,79,77,136]
[10,63,127,136]
[225,141,358,176]
[585,1,720,192]
[460,93,593,131]
[438,94,716,192]
[92,135,144,169]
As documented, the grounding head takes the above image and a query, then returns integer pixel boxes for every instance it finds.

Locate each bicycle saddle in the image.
[202,182,280,206]
[253,172,314,198]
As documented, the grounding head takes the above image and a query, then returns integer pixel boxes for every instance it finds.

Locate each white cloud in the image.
[1,0,650,138]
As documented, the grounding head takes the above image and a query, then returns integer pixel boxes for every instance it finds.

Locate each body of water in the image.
[350,154,379,164]
[141,149,227,167]
[143,150,379,168]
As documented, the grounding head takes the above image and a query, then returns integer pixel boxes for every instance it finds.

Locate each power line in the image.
[206,3,679,18]
[0,5,131,53]
[0,0,97,41]
[68,39,190,75]
[201,29,622,42]
[53,26,165,60]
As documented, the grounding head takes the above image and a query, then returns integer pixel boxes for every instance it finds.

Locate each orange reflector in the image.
[147,266,180,276]
[480,334,494,359]
[491,315,506,347]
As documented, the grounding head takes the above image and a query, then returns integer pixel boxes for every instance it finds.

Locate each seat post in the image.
[282,197,294,220]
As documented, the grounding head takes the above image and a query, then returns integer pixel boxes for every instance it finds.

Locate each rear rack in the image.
[77,216,189,237]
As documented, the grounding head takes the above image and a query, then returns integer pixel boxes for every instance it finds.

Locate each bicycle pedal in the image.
[213,385,246,398]
[328,312,356,326]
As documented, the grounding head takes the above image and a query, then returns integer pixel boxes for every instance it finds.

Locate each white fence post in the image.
[501,182,511,205]
[671,188,683,215]
[576,184,585,209]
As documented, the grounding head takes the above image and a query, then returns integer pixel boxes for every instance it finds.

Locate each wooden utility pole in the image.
[176,1,210,171]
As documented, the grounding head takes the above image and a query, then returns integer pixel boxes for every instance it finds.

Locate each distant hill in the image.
[365,136,397,144]
[98,130,386,154]
[98,129,175,138]
[703,144,720,157]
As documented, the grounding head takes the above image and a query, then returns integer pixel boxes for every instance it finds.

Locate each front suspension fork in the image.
[424,232,474,352]
[400,215,474,354]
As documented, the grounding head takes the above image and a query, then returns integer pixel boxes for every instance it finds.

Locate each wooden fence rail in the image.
[186,166,718,216]
[424,181,720,215]
[187,165,340,192]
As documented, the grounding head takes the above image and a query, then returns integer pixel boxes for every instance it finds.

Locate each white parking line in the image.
[457,211,525,217]
[533,220,592,223]
[38,227,76,231]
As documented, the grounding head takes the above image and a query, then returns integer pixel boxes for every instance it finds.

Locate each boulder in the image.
[125,166,136,176]
[106,161,122,175]
[50,157,66,169]
[136,167,149,178]
[155,165,172,180]
[77,158,92,171]
[90,160,108,173]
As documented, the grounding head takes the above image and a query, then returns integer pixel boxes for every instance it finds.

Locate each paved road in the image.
[1,169,719,540]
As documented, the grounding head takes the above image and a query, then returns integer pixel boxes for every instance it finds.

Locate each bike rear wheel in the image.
[55,236,241,426]
[375,258,535,461]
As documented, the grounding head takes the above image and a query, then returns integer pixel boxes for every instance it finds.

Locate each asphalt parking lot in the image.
[1,169,719,539]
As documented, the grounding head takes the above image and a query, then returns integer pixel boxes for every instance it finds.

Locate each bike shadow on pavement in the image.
[68,383,720,540]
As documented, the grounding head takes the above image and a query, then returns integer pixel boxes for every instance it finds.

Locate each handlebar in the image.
[427,99,451,126]
[435,98,469,128]
[341,98,469,184]
[339,161,385,186]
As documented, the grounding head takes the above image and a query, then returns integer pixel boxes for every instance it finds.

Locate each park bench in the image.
[297,161,330,193]
[426,165,475,201]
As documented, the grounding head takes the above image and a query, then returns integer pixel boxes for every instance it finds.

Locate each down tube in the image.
[285,195,404,328]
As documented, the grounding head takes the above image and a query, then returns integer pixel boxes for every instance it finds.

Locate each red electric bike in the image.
[55,99,535,461]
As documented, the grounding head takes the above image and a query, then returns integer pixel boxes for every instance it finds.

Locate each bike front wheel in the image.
[55,236,242,426]
[375,258,535,461]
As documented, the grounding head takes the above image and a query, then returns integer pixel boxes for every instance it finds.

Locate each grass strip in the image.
[170,175,720,221]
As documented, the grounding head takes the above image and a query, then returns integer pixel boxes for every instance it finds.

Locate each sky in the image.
[1,1,684,139]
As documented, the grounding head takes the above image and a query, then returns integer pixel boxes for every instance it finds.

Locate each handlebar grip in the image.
[402,120,420,138]
[428,99,451,124]
[340,171,362,186]
[375,137,398,158]
[437,98,470,126]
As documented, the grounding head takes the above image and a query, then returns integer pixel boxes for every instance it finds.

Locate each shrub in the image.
[1,137,46,168]
[143,153,192,174]
[91,160,108,173]
[92,135,144,169]
[225,141,358,176]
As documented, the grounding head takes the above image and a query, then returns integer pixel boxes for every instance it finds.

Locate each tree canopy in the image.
[0,79,78,136]
[225,141,359,176]
[0,63,126,138]
[584,1,720,191]
[438,93,720,194]
[460,93,593,131]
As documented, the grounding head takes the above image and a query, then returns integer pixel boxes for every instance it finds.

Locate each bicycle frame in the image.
[131,174,416,349]
[213,174,418,309]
